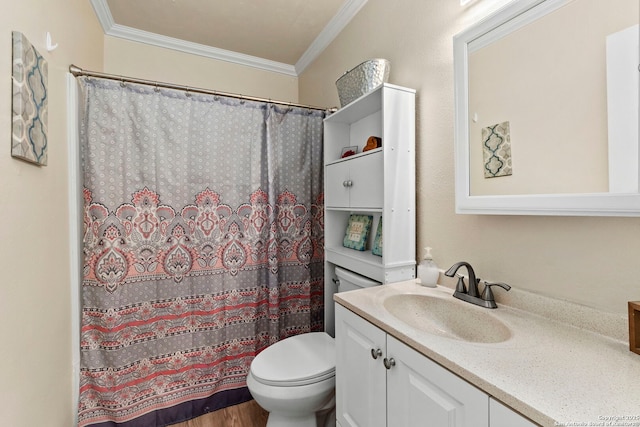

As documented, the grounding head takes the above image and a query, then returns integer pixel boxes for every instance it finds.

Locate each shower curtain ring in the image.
[185,87,191,97]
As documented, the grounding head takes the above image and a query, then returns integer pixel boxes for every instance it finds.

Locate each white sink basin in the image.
[383,294,512,343]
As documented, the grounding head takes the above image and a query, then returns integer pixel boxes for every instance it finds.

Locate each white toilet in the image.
[246,266,380,427]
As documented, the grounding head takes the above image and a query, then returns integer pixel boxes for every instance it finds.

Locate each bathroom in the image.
[1,0,639,426]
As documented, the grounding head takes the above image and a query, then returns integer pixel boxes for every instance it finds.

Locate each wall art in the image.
[482,121,511,178]
[372,217,382,256]
[343,214,372,251]
[12,31,48,165]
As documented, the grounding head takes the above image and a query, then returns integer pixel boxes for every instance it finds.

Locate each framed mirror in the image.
[454,0,639,215]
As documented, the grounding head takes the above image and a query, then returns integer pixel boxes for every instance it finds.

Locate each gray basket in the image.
[335,59,391,107]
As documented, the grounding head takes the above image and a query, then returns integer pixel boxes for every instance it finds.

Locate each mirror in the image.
[454,0,639,215]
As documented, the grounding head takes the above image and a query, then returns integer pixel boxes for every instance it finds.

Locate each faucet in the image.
[444,261,480,297]
[444,261,511,309]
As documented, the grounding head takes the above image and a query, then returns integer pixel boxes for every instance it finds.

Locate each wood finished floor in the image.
[171,400,268,427]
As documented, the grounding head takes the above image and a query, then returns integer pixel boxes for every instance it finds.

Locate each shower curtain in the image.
[76,77,325,427]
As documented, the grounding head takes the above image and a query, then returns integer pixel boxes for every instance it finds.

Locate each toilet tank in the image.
[334,266,381,293]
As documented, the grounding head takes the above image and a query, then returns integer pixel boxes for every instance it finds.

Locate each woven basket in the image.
[335,59,391,107]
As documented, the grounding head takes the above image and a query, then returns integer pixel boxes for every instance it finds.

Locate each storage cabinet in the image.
[325,150,384,209]
[335,304,489,427]
[324,84,416,335]
[336,305,540,427]
[324,83,416,284]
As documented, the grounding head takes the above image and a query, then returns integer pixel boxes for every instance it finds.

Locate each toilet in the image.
[246,266,380,427]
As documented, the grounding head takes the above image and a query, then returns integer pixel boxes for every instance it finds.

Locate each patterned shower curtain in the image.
[76,77,325,427]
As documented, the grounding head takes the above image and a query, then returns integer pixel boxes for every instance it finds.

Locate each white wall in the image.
[0,0,103,426]
[299,0,640,315]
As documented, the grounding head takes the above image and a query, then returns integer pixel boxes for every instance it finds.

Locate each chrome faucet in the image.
[444,262,511,309]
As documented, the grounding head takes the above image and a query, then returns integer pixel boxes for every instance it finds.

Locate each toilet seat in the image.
[250,332,335,387]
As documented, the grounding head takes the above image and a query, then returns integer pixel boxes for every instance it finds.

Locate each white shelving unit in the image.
[324,83,416,334]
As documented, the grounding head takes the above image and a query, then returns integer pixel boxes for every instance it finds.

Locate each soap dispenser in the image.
[417,247,439,287]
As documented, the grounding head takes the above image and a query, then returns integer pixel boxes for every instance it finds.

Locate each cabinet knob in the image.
[383,357,396,369]
[370,348,382,360]
[342,180,349,187]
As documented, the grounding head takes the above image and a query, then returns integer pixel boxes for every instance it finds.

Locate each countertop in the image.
[334,280,640,427]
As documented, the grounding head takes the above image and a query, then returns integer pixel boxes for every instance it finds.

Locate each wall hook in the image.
[46,32,58,52]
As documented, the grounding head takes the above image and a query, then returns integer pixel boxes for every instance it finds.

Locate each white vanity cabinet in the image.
[335,304,489,427]
[323,83,416,285]
[335,304,387,427]
[490,398,537,427]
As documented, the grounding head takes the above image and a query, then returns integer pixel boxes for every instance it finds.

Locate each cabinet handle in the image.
[383,357,396,369]
[370,348,382,359]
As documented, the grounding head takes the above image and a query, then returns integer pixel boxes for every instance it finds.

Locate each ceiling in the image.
[91,0,368,76]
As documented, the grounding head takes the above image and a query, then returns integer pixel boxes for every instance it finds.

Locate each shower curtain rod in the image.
[69,64,337,113]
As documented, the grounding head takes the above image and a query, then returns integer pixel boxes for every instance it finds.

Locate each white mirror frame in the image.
[453,0,640,216]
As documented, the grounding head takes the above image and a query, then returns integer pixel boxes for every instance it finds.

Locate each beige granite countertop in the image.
[334,280,640,427]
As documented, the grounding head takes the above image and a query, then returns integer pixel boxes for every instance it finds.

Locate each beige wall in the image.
[299,0,640,315]
[104,36,299,102]
[0,0,103,426]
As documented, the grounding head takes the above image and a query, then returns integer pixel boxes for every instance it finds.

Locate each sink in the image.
[382,294,512,343]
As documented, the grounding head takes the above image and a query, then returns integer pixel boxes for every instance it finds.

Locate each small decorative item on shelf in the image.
[341,146,358,158]
[343,214,373,251]
[363,136,382,152]
[372,218,382,256]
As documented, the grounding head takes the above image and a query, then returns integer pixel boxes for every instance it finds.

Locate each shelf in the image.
[326,246,383,282]
[324,83,416,125]
[326,246,381,265]
[326,246,416,284]
[326,207,383,213]
[325,147,383,167]
[324,85,382,124]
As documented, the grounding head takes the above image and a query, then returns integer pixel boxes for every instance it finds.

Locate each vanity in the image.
[334,280,640,426]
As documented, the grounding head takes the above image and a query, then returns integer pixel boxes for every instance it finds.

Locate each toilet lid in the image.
[250,332,335,386]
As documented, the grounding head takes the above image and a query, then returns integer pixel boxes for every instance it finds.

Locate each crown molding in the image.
[109,23,297,76]
[90,0,366,77]
[295,0,368,75]
[89,0,295,76]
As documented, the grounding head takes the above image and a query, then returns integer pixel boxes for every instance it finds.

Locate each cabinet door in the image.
[335,305,387,427]
[489,398,537,427]
[326,161,351,208]
[386,335,489,427]
[349,151,383,209]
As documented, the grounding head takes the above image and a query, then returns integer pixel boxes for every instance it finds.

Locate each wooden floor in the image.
[172,400,268,427]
